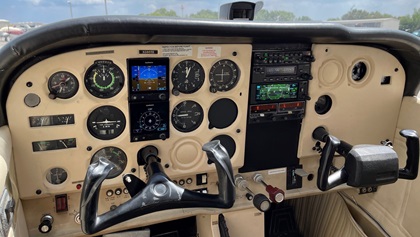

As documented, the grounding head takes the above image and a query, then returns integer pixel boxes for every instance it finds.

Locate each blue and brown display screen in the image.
[255,83,298,101]
[131,65,167,92]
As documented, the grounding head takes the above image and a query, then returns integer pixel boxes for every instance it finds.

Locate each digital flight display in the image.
[255,83,298,101]
[131,65,167,92]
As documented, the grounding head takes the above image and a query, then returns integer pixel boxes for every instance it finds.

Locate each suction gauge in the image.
[48,71,79,99]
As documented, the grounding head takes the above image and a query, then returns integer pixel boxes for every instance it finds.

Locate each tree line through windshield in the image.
[142,7,420,33]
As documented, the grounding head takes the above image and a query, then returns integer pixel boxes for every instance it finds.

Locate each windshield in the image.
[1,0,420,45]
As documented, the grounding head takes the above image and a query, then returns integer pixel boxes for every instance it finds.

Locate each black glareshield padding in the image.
[80,140,235,235]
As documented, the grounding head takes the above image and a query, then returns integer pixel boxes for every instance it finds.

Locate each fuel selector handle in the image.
[79,140,235,235]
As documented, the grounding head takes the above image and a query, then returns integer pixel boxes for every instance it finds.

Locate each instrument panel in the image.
[6,44,252,199]
[5,42,408,236]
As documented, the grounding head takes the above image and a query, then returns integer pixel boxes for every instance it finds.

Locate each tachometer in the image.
[172,60,205,94]
[48,71,79,99]
[209,59,240,92]
[90,147,127,179]
[87,106,126,140]
[84,60,124,98]
[171,100,204,132]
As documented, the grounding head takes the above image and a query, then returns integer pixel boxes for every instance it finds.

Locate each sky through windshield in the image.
[1,0,420,24]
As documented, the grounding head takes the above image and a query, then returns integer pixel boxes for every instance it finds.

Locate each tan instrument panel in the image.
[6,44,252,199]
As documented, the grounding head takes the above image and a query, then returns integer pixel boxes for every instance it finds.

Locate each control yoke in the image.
[313,127,419,191]
[80,140,235,235]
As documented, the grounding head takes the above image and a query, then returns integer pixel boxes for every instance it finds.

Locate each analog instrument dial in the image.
[172,60,205,94]
[84,60,124,98]
[172,100,204,132]
[90,147,127,179]
[209,59,240,92]
[48,71,79,99]
[87,106,126,140]
[46,167,68,185]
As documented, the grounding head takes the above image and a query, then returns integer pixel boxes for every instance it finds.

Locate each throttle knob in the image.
[38,214,53,234]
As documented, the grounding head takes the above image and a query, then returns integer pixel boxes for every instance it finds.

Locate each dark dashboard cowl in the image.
[1,16,420,126]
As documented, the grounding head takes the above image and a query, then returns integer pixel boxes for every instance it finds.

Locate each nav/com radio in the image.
[248,44,312,124]
[127,58,170,142]
[241,44,313,174]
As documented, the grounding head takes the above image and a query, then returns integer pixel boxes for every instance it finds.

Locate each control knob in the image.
[235,174,271,212]
[38,214,53,234]
[253,173,285,203]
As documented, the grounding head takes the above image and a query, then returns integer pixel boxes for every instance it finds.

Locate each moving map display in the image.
[255,83,298,101]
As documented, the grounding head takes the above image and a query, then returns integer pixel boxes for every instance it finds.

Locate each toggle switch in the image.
[294,168,309,178]
[253,173,285,203]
